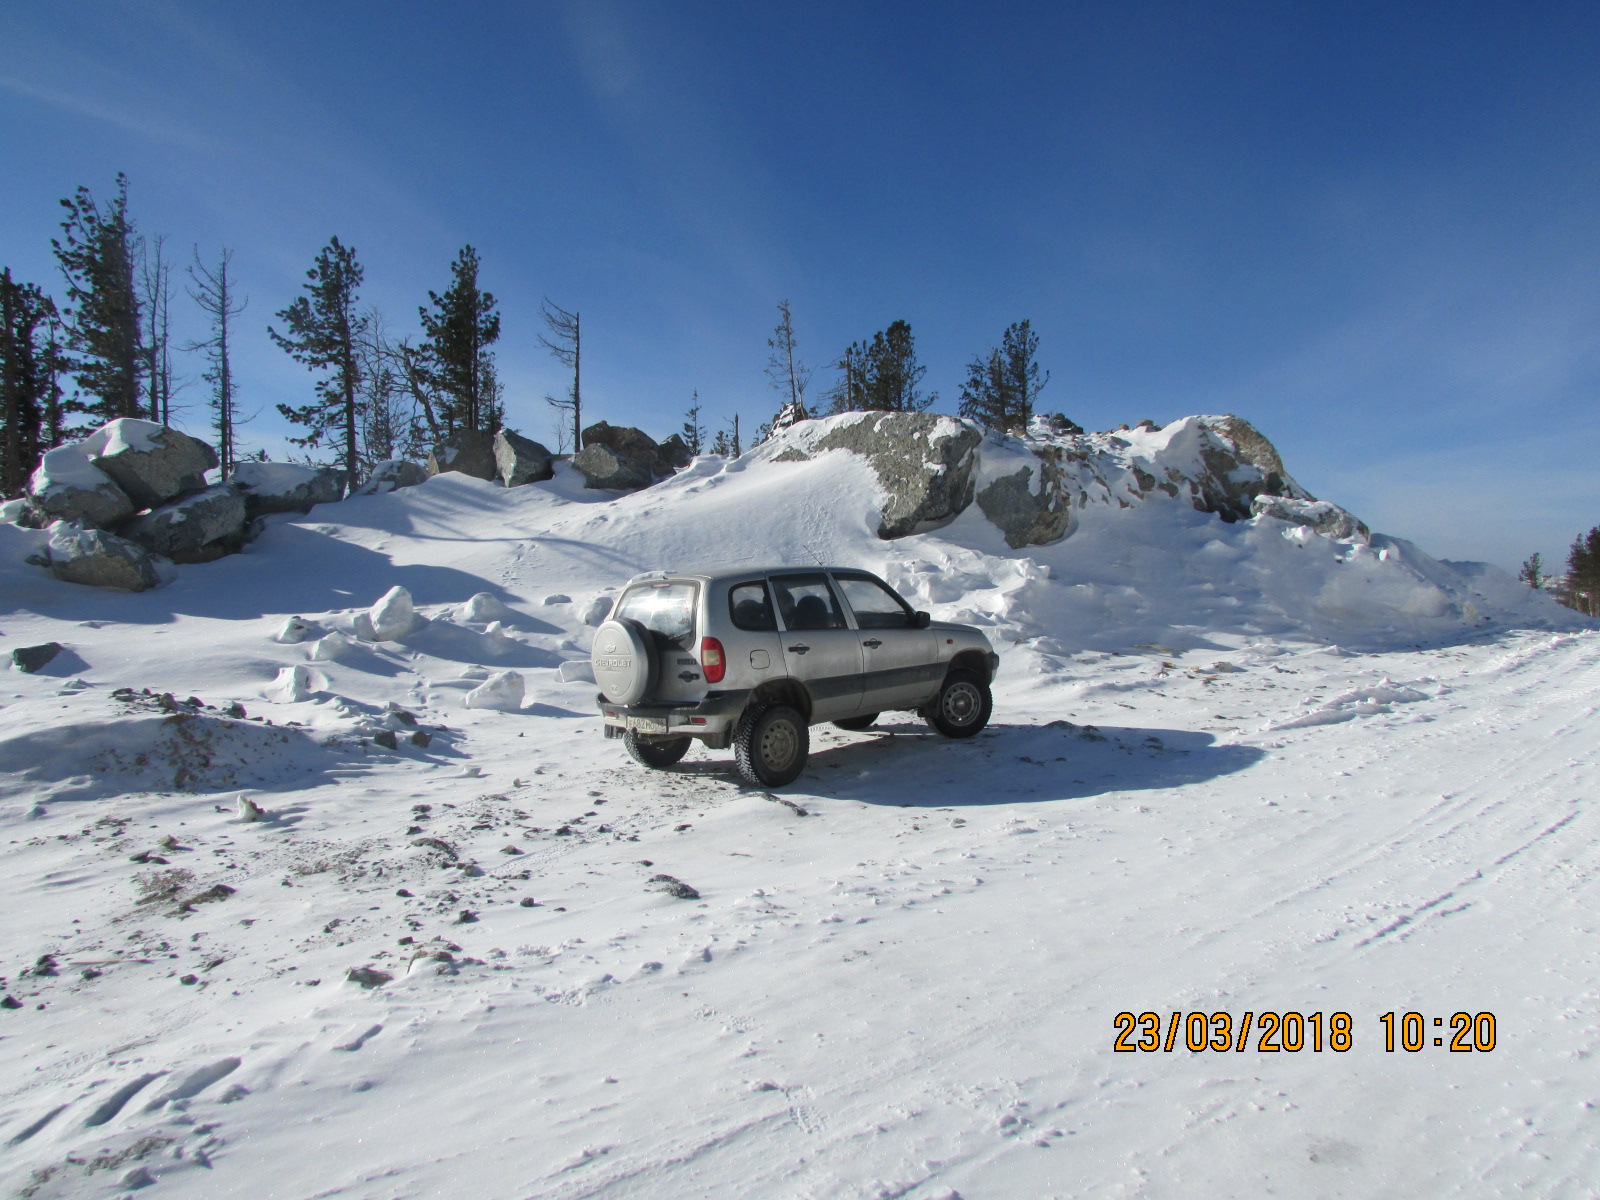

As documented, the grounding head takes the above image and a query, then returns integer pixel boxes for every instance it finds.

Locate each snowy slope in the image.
[0,439,1595,1199]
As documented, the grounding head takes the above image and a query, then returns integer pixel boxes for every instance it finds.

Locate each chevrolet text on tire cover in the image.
[591,567,999,788]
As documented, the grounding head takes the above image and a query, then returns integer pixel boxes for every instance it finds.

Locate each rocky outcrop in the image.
[229,462,344,517]
[572,442,654,490]
[1252,494,1370,543]
[806,412,982,539]
[493,430,554,487]
[45,524,163,592]
[122,485,248,563]
[976,449,1076,548]
[427,430,497,481]
[359,460,428,494]
[78,419,217,510]
[27,447,136,527]
[1185,415,1307,521]
[657,433,694,471]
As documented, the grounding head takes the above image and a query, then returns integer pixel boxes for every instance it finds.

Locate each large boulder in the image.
[427,429,497,481]
[572,443,654,490]
[493,430,554,487]
[581,421,659,463]
[27,446,135,527]
[976,449,1076,548]
[121,485,248,563]
[806,412,983,539]
[657,433,694,471]
[358,460,428,494]
[229,462,344,518]
[45,523,163,591]
[1252,494,1370,542]
[1186,415,1309,522]
[79,419,217,510]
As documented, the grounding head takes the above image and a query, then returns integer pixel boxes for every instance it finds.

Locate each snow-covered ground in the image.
[1,445,1596,1199]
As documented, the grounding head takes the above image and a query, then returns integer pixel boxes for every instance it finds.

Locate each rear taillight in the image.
[701,636,726,684]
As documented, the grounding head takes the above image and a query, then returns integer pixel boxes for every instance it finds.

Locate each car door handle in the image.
[861,638,882,649]
[790,643,810,654]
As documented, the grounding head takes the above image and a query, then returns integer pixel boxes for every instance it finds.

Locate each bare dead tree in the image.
[538,297,581,451]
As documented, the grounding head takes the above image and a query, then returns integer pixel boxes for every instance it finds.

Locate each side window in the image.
[770,574,846,631]
[834,574,914,629]
[728,581,776,631]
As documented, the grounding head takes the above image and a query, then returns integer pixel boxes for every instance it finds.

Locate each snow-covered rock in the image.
[265,664,318,702]
[273,616,321,644]
[457,592,513,623]
[493,429,554,487]
[427,429,497,481]
[44,523,163,591]
[78,418,217,510]
[354,586,421,641]
[358,459,428,494]
[1253,493,1370,542]
[229,461,345,517]
[27,446,136,527]
[121,484,247,562]
[463,669,525,710]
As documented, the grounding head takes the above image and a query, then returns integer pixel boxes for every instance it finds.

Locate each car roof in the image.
[623,566,876,586]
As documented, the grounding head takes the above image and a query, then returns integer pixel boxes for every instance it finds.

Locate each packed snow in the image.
[0,436,1595,1199]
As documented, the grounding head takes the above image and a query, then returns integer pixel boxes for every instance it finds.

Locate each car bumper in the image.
[598,690,751,744]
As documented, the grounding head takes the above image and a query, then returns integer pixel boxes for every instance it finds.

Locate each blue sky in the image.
[2,1,1597,572]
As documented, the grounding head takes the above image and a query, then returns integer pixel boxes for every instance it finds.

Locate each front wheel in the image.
[624,732,692,768]
[734,704,809,787]
[925,669,992,738]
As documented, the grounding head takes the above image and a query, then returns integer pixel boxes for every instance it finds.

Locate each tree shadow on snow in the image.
[786,720,1266,806]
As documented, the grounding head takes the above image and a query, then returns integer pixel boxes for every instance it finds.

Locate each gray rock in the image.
[359,459,428,494]
[1190,415,1309,522]
[573,442,655,490]
[493,429,555,487]
[976,451,1076,548]
[11,643,63,673]
[808,412,983,539]
[228,462,344,517]
[80,418,218,510]
[581,420,660,463]
[427,429,498,481]
[122,485,247,563]
[27,446,136,527]
[46,525,163,591]
[1252,494,1370,542]
[657,433,694,471]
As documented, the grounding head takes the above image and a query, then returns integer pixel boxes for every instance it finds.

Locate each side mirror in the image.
[913,610,931,629]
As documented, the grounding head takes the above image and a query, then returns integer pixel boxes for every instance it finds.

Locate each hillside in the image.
[0,417,1594,1199]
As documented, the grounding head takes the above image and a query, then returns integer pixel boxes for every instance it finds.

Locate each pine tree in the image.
[53,174,143,422]
[1564,526,1600,616]
[765,300,812,414]
[1518,552,1544,591]
[859,320,933,412]
[958,319,1048,433]
[0,269,59,498]
[417,246,501,433]
[185,247,247,476]
[682,392,704,454]
[268,237,368,488]
[539,297,581,452]
[822,342,868,413]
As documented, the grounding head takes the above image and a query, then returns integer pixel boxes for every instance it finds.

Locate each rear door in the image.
[769,572,863,721]
[832,570,938,711]
[611,579,704,704]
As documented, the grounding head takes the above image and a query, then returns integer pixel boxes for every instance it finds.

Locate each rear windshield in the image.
[615,581,698,651]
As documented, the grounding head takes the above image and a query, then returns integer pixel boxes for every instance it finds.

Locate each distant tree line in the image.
[1527,528,1600,616]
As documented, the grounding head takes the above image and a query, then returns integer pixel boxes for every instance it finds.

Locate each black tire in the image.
[624,732,692,769]
[832,713,879,732]
[925,669,992,738]
[734,704,809,787]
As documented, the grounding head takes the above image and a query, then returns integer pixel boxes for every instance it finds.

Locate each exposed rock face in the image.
[976,450,1076,548]
[27,446,136,527]
[573,442,655,490]
[427,430,497,481]
[122,485,248,563]
[229,462,344,517]
[359,460,428,494]
[46,524,163,591]
[1252,494,1370,542]
[11,643,63,673]
[1187,415,1307,521]
[79,419,217,510]
[657,433,694,471]
[493,430,554,487]
[809,412,982,539]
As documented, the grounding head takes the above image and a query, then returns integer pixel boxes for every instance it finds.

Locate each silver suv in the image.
[591,567,999,787]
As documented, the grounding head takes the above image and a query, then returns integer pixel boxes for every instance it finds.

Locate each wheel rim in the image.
[760,717,799,771]
[942,682,982,726]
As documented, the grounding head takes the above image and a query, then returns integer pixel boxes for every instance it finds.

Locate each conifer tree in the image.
[822,342,868,413]
[53,174,143,422]
[1518,552,1544,591]
[185,247,246,476]
[0,269,59,498]
[141,235,176,425]
[858,321,933,412]
[1564,526,1600,615]
[269,237,368,487]
[958,319,1048,433]
[682,392,704,454]
[417,246,501,433]
[765,300,812,414]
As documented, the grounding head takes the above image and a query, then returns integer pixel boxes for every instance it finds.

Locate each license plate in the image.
[627,716,668,734]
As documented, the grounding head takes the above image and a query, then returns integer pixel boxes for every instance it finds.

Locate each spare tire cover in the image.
[591,617,655,705]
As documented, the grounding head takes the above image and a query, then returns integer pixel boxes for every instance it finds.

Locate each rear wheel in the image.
[832,713,879,732]
[624,732,692,769]
[925,669,991,738]
[734,704,809,787]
